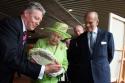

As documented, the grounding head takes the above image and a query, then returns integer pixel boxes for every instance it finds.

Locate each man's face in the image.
[24,9,43,31]
[74,25,84,36]
[85,13,98,32]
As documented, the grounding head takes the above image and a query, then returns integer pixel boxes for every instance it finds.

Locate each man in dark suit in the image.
[68,11,114,83]
[67,25,85,82]
[0,2,61,83]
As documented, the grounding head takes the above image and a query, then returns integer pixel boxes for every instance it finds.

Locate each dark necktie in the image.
[23,31,27,45]
[90,32,94,52]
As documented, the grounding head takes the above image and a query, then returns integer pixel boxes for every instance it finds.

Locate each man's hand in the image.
[45,60,61,74]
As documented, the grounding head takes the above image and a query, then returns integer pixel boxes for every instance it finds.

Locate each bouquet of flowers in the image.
[29,48,56,65]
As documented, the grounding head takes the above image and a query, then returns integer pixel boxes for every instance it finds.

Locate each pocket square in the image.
[101,41,107,45]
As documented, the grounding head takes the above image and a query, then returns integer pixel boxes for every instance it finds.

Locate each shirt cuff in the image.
[38,65,45,79]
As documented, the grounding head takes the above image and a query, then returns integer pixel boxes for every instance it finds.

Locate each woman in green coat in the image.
[31,22,71,83]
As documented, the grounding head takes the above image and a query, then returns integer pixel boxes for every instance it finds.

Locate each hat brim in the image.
[45,28,71,40]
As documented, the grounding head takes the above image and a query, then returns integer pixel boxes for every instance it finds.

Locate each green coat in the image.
[32,38,68,83]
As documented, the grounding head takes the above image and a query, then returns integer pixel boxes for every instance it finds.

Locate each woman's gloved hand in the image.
[48,68,65,77]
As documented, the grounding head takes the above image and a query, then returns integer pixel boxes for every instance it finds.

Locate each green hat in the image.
[45,22,71,39]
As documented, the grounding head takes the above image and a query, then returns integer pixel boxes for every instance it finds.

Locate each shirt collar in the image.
[92,27,98,34]
[21,18,27,32]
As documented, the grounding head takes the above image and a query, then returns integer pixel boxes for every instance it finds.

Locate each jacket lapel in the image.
[14,17,24,47]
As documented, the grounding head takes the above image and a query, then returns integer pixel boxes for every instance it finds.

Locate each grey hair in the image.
[22,1,46,15]
[84,11,99,21]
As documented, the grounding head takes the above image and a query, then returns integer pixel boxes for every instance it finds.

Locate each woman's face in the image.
[49,32,62,45]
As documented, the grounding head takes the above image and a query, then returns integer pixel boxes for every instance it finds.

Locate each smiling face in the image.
[49,32,62,45]
[85,12,99,32]
[74,25,84,36]
[23,9,43,31]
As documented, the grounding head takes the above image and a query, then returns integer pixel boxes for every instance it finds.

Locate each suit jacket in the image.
[67,37,78,64]
[68,28,114,83]
[67,37,81,83]
[0,17,41,83]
